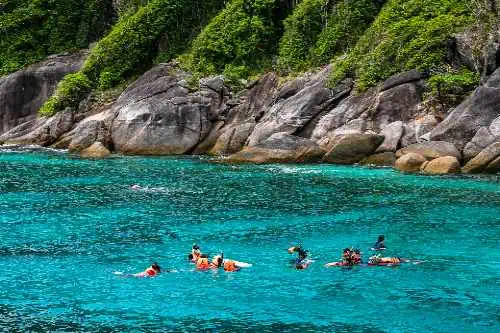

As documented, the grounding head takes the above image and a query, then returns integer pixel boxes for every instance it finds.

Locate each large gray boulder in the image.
[311,88,376,143]
[0,52,86,135]
[208,73,279,154]
[210,122,255,155]
[247,67,333,146]
[462,127,497,161]
[381,70,422,92]
[0,110,74,146]
[322,133,384,164]
[371,83,421,131]
[111,64,227,155]
[462,142,500,173]
[67,109,116,152]
[396,141,461,160]
[430,68,500,150]
[376,121,404,152]
[226,133,325,163]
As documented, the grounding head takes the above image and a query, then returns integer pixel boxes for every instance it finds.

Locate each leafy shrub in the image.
[181,0,288,81]
[329,0,473,91]
[0,0,114,76]
[278,0,384,72]
[39,73,92,116]
[41,0,226,115]
[424,68,479,112]
[278,0,326,71]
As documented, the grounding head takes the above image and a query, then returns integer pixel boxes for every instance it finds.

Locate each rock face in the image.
[376,121,403,152]
[322,133,384,164]
[395,153,427,172]
[110,65,227,155]
[80,141,111,158]
[422,156,461,175]
[462,142,500,173]
[360,152,396,166]
[430,68,500,150]
[209,73,279,155]
[396,141,461,160]
[0,111,74,146]
[247,67,336,146]
[0,52,87,135]
[227,133,325,163]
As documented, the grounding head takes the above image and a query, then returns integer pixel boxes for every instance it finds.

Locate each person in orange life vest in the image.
[133,262,161,277]
[368,255,402,265]
[210,254,224,269]
[223,260,240,272]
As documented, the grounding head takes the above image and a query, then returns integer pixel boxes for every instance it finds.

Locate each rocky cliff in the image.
[1,57,499,175]
[1,0,499,175]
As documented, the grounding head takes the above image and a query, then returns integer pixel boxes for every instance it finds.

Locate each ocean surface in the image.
[0,148,499,332]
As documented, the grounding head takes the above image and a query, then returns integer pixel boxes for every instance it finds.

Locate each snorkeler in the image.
[325,248,362,267]
[368,255,407,266]
[133,262,161,277]
[372,235,386,250]
[288,246,309,269]
[188,244,203,262]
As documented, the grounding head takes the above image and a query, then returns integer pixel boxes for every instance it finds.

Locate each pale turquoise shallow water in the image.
[0,148,499,332]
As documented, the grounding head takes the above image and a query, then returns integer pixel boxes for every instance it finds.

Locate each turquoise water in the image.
[0,148,499,332]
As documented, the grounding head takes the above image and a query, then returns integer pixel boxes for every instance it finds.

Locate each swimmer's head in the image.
[192,244,200,250]
[378,235,385,242]
[151,262,161,273]
[188,254,194,260]
[212,255,223,267]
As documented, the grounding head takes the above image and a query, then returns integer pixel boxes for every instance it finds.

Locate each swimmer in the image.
[133,262,161,277]
[372,235,386,250]
[325,248,361,267]
[195,256,211,270]
[288,246,309,269]
[130,184,142,190]
[188,244,203,262]
[368,255,402,266]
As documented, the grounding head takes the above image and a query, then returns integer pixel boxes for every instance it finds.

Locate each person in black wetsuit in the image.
[373,235,386,250]
[288,246,309,269]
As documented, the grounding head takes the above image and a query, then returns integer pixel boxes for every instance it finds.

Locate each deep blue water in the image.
[0,148,499,332]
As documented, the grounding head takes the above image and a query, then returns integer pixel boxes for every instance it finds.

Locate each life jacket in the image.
[224,260,237,272]
[196,258,210,270]
[145,268,157,276]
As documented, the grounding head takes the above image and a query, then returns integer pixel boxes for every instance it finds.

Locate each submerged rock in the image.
[395,153,427,172]
[422,156,461,175]
[226,133,325,163]
[322,133,384,164]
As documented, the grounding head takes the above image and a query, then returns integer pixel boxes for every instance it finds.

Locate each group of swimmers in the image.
[132,235,414,277]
